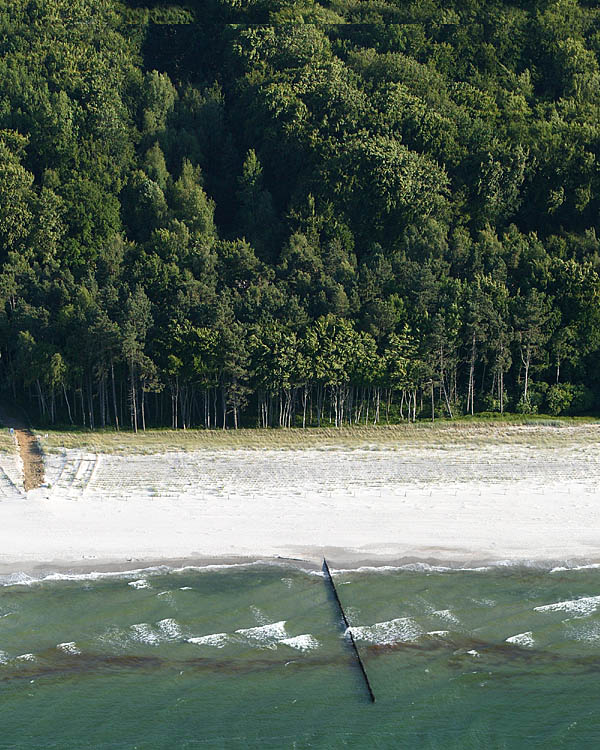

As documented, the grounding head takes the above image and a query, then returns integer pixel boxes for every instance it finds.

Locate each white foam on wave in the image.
[249,605,268,625]
[103,618,184,649]
[0,572,36,587]
[331,562,499,576]
[566,621,600,644]
[0,558,327,590]
[130,623,161,645]
[235,621,287,649]
[534,595,600,617]
[335,560,600,576]
[0,566,173,587]
[0,650,9,664]
[349,617,422,645]
[156,618,182,640]
[345,606,360,623]
[280,634,319,651]
[180,586,193,591]
[15,653,36,661]
[0,559,315,588]
[333,563,452,575]
[4,556,558,592]
[431,609,460,624]
[57,641,81,655]
[128,579,150,590]
[426,630,450,637]
[551,563,600,574]
[506,631,535,648]
[97,626,127,650]
[187,633,229,648]
[172,559,321,577]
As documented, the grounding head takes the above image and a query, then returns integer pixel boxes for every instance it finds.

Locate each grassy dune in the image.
[0,428,16,453]
[35,417,600,454]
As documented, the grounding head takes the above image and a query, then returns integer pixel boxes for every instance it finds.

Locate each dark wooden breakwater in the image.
[322,558,375,703]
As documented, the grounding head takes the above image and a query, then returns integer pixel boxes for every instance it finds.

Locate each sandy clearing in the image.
[1,425,600,571]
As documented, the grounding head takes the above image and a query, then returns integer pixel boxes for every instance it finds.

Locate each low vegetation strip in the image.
[38,420,600,455]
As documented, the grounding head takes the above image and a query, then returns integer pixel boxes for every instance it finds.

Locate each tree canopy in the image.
[3,0,600,428]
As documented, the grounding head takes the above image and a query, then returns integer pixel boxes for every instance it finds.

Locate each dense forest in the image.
[2,0,600,430]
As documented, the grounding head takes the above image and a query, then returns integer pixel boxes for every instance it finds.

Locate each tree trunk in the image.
[141,385,146,431]
[431,380,435,422]
[87,373,94,430]
[36,379,47,418]
[468,331,476,415]
[523,345,531,403]
[99,376,106,428]
[439,345,453,419]
[111,360,120,431]
[316,385,322,427]
[63,384,73,424]
[302,386,308,428]
[130,360,138,433]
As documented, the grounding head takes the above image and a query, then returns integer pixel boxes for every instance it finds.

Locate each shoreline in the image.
[3,549,600,580]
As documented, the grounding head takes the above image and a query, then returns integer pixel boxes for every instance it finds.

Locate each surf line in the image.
[322,558,375,703]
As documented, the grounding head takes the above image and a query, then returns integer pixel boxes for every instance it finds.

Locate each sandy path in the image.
[0,408,44,491]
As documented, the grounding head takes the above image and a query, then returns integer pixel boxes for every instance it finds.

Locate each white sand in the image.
[1,428,600,570]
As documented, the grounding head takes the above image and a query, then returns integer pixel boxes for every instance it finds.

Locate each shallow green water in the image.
[2,562,600,748]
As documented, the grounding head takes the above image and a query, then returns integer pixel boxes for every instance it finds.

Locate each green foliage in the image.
[3,0,600,429]
[546,383,575,416]
[169,160,215,237]
[0,137,34,259]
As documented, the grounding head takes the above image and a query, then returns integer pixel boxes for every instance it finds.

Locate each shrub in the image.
[516,396,537,414]
[516,382,547,414]
[546,383,574,415]
[571,385,595,414]
[479,392,509,413]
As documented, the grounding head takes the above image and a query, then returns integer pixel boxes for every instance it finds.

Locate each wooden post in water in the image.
[322,558,375,703]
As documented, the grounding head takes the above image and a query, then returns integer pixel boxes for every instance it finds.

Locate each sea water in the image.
[2,561,600,749]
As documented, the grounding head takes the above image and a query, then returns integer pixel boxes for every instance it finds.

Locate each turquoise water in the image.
[2,562,600,748]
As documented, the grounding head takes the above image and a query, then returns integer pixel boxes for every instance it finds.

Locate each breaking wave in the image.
[534,595,600,617]
[349,617,422,645]
[506,632,535,648]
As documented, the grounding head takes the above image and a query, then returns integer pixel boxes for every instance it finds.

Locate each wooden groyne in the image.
[322,558,375,703]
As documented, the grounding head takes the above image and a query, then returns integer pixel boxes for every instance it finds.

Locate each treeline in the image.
[2,0,600,429]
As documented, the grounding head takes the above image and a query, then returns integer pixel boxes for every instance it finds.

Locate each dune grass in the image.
[34,416,600,454]
[0,428,16,453]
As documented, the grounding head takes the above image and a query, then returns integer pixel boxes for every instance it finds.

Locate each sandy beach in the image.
[1,424,600,573]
